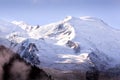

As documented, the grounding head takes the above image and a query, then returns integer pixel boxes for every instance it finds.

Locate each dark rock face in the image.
[88,51,110,71]
[66,40,80,53]
[86,67,99,80]
[19,39,40,65]
[0,45,53,80]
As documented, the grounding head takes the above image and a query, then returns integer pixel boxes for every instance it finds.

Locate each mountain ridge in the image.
[0,16,120,71]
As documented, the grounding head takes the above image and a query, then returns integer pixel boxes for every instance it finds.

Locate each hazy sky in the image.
[0,0,120,29]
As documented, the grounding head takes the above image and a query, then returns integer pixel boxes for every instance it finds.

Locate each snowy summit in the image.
[0,16,120,71]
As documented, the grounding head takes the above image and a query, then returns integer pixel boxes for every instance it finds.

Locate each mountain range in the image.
[0,16,120,72]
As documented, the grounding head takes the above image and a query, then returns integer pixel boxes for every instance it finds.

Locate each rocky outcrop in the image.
[0,45,53,80]
[19,39,40,65]
[66,40,80,53]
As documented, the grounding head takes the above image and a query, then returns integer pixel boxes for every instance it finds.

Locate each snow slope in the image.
[0,16,120,71]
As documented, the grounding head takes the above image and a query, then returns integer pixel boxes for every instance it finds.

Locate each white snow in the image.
[56,53,89,63]
[0,16,120,71]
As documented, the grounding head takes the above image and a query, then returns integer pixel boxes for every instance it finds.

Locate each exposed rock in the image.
[0,45,53,80]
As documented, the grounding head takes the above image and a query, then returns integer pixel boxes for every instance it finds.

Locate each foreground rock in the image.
[0,45,53,80]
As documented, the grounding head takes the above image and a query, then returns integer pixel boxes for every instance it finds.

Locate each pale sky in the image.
[0,0,120,29]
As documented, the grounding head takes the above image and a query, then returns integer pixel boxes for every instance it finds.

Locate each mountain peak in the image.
[12,20,33,32]
[63,16,78,22]
[0,17,120,71]
[64,16,102,21]
[79,16,106,24]
[63,16,72,21]
[80,16,93,19]
[12,21,27,25]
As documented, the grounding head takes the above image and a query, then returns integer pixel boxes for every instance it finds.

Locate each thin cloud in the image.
[31,0,39,4]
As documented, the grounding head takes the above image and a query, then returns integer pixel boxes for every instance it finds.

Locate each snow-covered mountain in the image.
[0,16,120,71]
